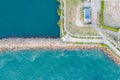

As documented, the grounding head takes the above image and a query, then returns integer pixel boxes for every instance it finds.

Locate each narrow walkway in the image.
[91,0,120,55]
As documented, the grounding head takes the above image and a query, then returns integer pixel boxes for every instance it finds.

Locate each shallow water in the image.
[0,49,120,80]
[0,0,60,38]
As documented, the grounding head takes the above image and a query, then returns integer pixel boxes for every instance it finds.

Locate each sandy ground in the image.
[76,4,84,26]
[104,1,120,28]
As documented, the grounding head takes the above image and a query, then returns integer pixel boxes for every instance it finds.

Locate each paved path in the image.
[62,34,102,43]
[62,0,120,55]
[91,0,120,55]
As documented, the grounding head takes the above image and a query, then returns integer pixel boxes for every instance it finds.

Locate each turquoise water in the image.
[0,49,120,80]
[0,0,59,38]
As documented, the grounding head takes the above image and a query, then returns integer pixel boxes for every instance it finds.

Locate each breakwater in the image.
[0,38,120,65]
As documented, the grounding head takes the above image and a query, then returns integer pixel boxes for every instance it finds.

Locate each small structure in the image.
[83,7,91,24]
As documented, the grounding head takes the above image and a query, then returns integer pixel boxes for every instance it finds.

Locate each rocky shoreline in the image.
[0,38,120,65]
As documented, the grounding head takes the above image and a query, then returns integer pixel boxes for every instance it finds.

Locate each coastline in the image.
[0,38,120,65]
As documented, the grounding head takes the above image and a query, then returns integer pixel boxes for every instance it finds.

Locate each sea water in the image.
[0,0,59,38]
[0,49,120,80]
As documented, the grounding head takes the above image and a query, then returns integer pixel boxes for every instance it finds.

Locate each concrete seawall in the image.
[0,38,120,65]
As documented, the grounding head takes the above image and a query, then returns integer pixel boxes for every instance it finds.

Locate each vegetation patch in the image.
[57,0,66,37]
[102,25,119,32]
[101,0,104,25]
